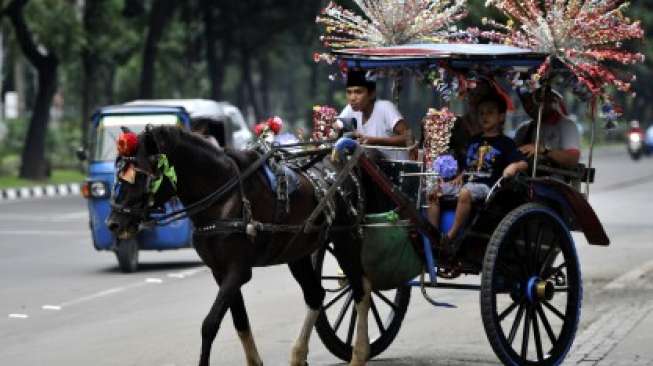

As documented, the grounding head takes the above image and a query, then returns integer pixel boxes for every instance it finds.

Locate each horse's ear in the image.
[142,128,160,155]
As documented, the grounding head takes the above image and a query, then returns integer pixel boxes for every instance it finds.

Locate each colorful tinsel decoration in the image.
[316,0,469,50]
[422,107,457,166]
[478,0,644,97]
[311,105,340,141]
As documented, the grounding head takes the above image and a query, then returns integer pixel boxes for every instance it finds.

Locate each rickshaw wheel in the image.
[313,242,411,362]
[116,239,139,273]
[481,203,581,366]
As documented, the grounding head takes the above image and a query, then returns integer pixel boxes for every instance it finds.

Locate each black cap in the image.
[346,69,376,90]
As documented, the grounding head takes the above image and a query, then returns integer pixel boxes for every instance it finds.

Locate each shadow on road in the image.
[97,260,204,274]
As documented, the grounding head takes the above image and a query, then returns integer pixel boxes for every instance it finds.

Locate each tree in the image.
[139,0,177,99]
[4,0,59,179]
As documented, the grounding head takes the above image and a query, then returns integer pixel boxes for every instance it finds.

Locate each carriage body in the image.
[313,43,610,365]
[83,105,194,272]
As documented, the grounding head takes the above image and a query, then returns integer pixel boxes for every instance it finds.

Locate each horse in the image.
[106,125,371,366]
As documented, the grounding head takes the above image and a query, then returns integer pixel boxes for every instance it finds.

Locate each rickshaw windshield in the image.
[92,114,181,161]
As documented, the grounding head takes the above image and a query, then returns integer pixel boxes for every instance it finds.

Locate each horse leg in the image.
[331,237,371,366]
[288,256,326,366]
[349,276,372,366]
[230,289,264,366]
[199,267,251,366]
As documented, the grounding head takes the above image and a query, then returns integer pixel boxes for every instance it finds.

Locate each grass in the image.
[0,169,85,189]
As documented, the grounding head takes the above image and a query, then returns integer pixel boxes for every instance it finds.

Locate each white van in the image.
[125,99,253,149]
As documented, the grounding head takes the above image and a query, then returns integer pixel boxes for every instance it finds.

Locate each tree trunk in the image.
[202,0,230,101]
[20,63,57,179]
[139,0,176,99]
[6,0,60,180]
[81,0,103,147]
[241,48,261,121]
[258,56,271,117]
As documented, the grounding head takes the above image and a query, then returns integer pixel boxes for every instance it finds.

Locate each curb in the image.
[0,183,81,202]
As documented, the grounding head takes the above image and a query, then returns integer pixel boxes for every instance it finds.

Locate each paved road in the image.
[1,146,652,366]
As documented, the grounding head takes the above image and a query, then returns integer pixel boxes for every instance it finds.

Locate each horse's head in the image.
[106,126,179,239]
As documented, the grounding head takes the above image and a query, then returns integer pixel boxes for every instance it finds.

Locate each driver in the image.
[338,69,412,160]
[514,89,581,168]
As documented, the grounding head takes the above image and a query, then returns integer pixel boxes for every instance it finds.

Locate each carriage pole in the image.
[531,87,547,178]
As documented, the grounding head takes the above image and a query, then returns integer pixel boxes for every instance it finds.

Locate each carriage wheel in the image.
[116,238,139,273]
[481,203,582,366]
[313,243,411,362]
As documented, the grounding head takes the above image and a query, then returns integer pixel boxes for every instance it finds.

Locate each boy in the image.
[427,93,528,244]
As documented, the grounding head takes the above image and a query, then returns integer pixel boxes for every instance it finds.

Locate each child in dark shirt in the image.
[428,93,528,243]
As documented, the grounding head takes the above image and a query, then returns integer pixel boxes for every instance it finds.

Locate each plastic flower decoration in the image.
[254,116,283,137]
[479,0,644,97]
[433,154,458,180]
[117,131,138,157]
[316,0,469,50]
[422,107,457,165]
[311,105,340,141]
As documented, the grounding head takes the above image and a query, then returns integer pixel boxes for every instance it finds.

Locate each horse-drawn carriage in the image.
[310,43,610,366]
[105,1,644,364]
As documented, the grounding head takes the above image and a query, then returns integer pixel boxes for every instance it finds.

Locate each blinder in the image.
[111,154,177,218]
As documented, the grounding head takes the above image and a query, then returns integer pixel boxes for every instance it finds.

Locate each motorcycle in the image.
[627,128,645,160]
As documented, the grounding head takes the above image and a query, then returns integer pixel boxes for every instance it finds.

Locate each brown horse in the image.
[106,126,371,366]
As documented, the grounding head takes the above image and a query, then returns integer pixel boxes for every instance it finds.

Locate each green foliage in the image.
[24,0,83,61]
[0,169,84,188]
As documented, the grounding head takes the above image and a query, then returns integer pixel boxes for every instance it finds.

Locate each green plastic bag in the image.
[361,211,423,290]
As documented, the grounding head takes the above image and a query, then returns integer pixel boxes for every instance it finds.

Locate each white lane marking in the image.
[41,305,62,311]
[8,313,29,319]
[604,259,653,290]
[166,268,208,279]
[145,278,163,284]
[0,229,88,236]
[56,285,142,308]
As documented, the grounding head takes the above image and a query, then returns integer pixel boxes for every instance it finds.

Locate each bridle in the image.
[111,148,276,227]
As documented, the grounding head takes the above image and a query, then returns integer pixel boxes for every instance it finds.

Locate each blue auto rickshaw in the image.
[80,105,194,272]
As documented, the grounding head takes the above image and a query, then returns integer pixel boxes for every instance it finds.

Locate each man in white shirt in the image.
[338,69,411,160]
[514,89,581,168]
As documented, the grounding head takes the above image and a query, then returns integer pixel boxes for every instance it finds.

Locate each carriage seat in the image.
[535,162,594,191]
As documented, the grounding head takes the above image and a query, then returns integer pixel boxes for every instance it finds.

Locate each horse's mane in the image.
[145,125,257,170]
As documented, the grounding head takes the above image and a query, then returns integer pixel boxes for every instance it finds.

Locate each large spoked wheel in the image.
[115,238,139,273]
[314,242,411,362]
[481,203,582,366]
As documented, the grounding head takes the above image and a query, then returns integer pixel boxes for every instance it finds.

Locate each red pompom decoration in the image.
[267,116,283,134]
[117,132,138,156]
[254,123,267,136]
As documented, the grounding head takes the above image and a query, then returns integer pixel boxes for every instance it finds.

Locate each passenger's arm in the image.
[503,161,528,177]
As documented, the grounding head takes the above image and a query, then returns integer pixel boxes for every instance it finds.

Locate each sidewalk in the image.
[565,260,653,366]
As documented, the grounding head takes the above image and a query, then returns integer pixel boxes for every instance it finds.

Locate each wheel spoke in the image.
[532,306,544,361]
[346,306,357,345]
[370,297,385,333]
[373,290,398,311]
[498,301,520,322]
[542,300,565,321]
[532,222,545,274]
[521,307,531,359]
[332,292,353,332]
[538,241,559,277]
[536,304,557,345]
[323,285,351,311]
[508,303,525,345]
